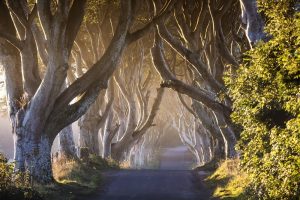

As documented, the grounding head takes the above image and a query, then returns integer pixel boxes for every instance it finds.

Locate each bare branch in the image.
[157,21,223,93]
[0,31,24,50]
[28,4,37,25]
[65,0,87,54]
[0,2,24,50]
[6,0,29,29]
[208,0,239,67]
[126,0,177,44]
[133,88,165,138]
[177,93,198,118]
[37,0,52,39]
[53,0,133,113]
[151,32,230,115]
[45,83,102,139]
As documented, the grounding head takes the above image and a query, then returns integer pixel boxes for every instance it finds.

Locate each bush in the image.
[226,1,300,199]
[88,155,120,170]
[0,153,42,200]
[0,153,12,189]
[206,159,250,199]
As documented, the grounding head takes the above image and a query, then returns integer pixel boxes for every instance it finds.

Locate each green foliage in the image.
[40,155,120,200]
[0,153,11,189]
[85,0,119,24]
[0,153,42,200]
[206,159,251,200]
[226,0,300,199]
[88,154,120,170]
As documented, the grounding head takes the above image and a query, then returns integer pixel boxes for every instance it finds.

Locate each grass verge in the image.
[205,159,251,200]
[36,155,120,200]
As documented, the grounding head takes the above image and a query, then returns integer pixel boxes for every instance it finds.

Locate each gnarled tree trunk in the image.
[58,125,77,160]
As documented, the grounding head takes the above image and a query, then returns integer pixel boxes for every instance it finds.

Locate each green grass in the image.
[0,152,120,200]
[206,159,251,200]
[36,155,120,200]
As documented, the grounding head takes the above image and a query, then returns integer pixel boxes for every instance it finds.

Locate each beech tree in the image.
[73,1,118,157]
[0,0,270,184]
[57,126,77,159]
[130,128,162,168]
[150,0,265,163]
[111,53,165,160]
[173,112,209,166]
[0,0,174,183]
[101,79,119,158]
[151,0,243,162]
[239,0,266,47]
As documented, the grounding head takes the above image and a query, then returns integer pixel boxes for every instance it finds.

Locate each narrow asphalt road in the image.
[81,147,215,200]
[87,169,214,200]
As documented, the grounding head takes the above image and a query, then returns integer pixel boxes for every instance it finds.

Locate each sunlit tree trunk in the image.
[239,0,266,46]
[102,110,119,158]
[77,92,105,157]
[58,125,77,159]
[0,0,138,183]
[112,61,165,161]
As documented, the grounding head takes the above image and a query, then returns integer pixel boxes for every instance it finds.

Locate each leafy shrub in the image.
[0,153,12,189]
[88,154,120,170]
[226,0,300,199]
[206,159,250,199]
[0,153,42,200]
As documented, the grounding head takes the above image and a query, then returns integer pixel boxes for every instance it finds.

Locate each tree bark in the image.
[58,125,77,160]
[14,120,54,183]
[192,101,226,161]
[111,80,164,161]
[102,111,120,158]
[239,0,266,46]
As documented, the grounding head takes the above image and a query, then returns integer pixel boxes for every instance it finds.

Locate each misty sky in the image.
[0,116,13,158]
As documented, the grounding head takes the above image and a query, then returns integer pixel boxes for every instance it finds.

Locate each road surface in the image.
[83,147,214,200]
[159,146,195,170]
[86,170,214,200]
